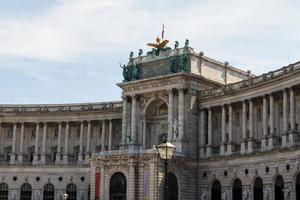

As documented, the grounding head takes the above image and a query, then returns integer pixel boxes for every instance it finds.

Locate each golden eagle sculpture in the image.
[147,36,169,50]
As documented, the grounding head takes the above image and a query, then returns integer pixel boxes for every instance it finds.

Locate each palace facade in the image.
[0,41,300,200]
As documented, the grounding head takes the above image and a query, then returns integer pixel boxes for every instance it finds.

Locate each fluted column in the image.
[220,105,226,155]
[78,121,84,163]
[282,89,288,148]
[261,95,268,150]
[18,122,24,163]
[131,95,137,143]
[268,94,276,150]
[168,89,174,140]
[55,122,62,164]
[241,101,247,154]
[121,96,127,146]
[108,119,113,151]
[178,88,185,141]
[40,122,47,165]
[101,120,106,152]
[289,87,295,147]
[86,121,91,158]
[206,108,212,157]
[10,123,17,165]
[227,104,234,155]
[33,122,40,165]
[247,99,254,153]
[63,122,69,164]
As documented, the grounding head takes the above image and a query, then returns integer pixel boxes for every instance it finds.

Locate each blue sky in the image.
[0,0,299,104]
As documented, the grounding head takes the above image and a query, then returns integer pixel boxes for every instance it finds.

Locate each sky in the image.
[0,0,299,104]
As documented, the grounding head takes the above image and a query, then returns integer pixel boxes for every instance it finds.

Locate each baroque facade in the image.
[0,41,300,200]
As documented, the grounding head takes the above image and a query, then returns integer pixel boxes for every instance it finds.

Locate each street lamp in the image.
[156,137,176,200]
[61,193,68,200]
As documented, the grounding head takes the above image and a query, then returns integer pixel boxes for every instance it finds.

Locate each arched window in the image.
[110,172,126,200]
[253,177,263,200]
[20,183,32,200]
[296,173,300,200]
[232,178,242,200]
[0,183,8,200]
[66,184,77,200]
[167,172,178,200]
[43,183,55,200]
[275,175,284,200]
[211,180,221,200]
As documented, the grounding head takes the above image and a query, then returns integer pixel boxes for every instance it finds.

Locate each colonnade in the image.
[200,87,297,157]
[0,119,117,165]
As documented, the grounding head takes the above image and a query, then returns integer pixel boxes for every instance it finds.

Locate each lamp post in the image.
[61,193,68,200]
[156,137,176,200]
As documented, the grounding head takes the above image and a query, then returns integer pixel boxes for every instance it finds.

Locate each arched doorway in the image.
[66,184,77,200]
[232,178,242,200]
[253,177,263,200]
[43,183,55,200]
[0,183,8,200]
[20,183,32,200]
[167,172,178,200]
[274,175,284,200]
[296,173,300,200]
[144,99,168,149]
[110,172,127,200]
[211,180,221,200]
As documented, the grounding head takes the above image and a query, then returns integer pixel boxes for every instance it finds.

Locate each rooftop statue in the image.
[174,41,179,49]
[147,36,169,50]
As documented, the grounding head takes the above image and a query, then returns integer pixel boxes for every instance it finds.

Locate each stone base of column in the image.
[9,153,16,165]
[77,154,83,165]
[261,138,267,151]
[40,154,46,165]
[268,135,277,150]
[220,144,226,156]
[240,141,247,154]
[32,154,39,165]
[55,154,62,165]
[206,146,212,157]
[84,155,90,165]
[63,154,68,165]
[226,143,235,155]
[281,133,288,148]
[247,140,254,154]
[127,143,141,154]
[17,154,23,164]
[288,131,296,147]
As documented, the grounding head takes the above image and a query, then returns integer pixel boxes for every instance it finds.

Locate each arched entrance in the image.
[296,173,300,200]
[232,178,242,200]
[167,172,178,200]
[43,183,55,200]
[0,183,8,200]
[274,175,284,200]
[110,172,127,200]
[144,99,168,149]
[20,183,32,200]
[66,184,77,200]
[253,177,263,200]
[211,180,221,200]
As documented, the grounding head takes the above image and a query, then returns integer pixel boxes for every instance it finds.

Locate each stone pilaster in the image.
[128,159,136,200]
[261,95,268,151]
[282,89,288,148]
[63,122,69,165]
[288,87,295,147]
[168,88,174,140]
[206,108,212,157]
[33,122,40,165]
[131,95,137,144]
[55,122,62,164]
[142,120,147,149]
[78,121,84,163]
[10,123,17,165]
[247,99,254,153]
[268,93,276,150]
[101,120,106,152]
[178,88,185,141]
[220,105,226,155]
[40,122,47,165]
[200,109,206,158]
[227,104,234,155]
[121,96,128,146]
[108,119,113,151]
[241,101,247,154]
[85,120,91,161]
[18,122,24,164]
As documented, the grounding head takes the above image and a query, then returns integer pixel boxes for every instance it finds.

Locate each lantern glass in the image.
[156,141,176,160]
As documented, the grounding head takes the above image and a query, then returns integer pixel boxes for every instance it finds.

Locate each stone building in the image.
[0,40,300,200]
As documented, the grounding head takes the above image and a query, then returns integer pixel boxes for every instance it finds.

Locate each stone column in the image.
[40,122,47,165]
[289,87,295,147]
[247,99,254,153]
[142,120,147,149]
[241,101,247,154]
[10,123,17,165]
[128,160,136,199]
[220,105,226,155]
[99,165,105,200]
[261,95,268,150]
[33,122,40,165]
[108,119,113,151]
[200,109,206,157]
[63,122,69,165]
[131,95,137,143]
[178,88,185,140]
[101,120,106,152]
[282,89,288,148]
[18,122,24,163]
[121,96,127,145]
[78,121,84,163]
[168,89,174,140]
[268,93,276,150]
[206,108,212,157]
[55,122,62,164]
[86,121,91,159]
[227,104,234,155]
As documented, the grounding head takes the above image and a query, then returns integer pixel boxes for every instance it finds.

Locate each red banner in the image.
[95,172,100,199]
